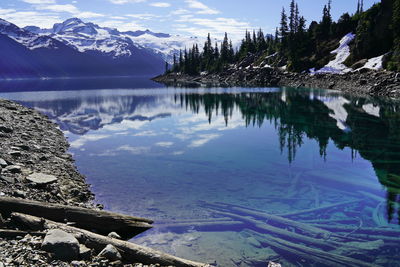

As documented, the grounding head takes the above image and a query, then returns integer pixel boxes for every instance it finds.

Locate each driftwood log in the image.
[208,202,332,239]
[249,230,378,267]
[278,200,361,217]
[11,213,208,267]
[207,208,336,250]
[0,197,152,239]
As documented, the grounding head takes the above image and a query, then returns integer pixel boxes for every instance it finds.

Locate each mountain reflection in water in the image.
[1,85,399,266]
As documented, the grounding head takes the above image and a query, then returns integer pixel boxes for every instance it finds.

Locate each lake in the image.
[1,78,399,267]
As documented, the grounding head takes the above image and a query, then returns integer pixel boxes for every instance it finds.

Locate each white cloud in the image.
[78,11,104,18]
[70,134,111,148]
[126,13,160,20]
[22,0,56,3]
[185,0,219,15]
[37,4,79,13]
[109,0,147,4]
[155,142,174,147]
[117,145,150,154]
[188,134,221,148]
[170,8,190,15]
[175,16,253,40]
[94,19,144,31]
[150,2,170,8]
[0,9,60,28]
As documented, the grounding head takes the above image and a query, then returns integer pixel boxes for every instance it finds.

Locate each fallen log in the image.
[0,197,152,239]
[309,224,400,237]
[249,230,378,267]
[155,220,244,231]
[206,202,332,239]
[11,213,208,267]
[207,208,336,250]
[278,200,361,217]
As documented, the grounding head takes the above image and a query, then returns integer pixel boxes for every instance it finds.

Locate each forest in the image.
[169,0,400,74]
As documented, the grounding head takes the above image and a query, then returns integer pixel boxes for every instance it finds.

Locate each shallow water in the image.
[1,79,399,267]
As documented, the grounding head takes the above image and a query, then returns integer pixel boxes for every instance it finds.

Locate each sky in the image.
[0,0,379,41]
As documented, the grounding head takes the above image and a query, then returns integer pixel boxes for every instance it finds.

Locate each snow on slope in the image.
[358,54,384,71]
[129,33,202,63]
[22,18,200,62]
[0,18,62,50]
[310,33,355,74]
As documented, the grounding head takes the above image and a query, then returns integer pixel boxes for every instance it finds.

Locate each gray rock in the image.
[8,151,22,157]
[97,244,121,261]
[0,158,7,167]
[0,125,13,133]
[13,190,26,198]
[107,232,121,239]
[26,173,58,185]
[0,175,15,184]
[79,244,91,260]
[42,229,79,261]
[4,165,21,174]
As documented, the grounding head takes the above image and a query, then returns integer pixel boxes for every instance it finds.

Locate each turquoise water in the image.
[1,80,399,267]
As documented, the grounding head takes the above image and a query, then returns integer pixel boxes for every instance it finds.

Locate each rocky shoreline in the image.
[153,68,400,97]
[0,98,196,267]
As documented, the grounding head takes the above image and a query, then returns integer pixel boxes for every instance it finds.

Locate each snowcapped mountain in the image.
[23,18,202,63]
[0,18,65,50]
[0,18,166,78]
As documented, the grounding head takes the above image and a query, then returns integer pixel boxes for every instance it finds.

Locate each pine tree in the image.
[173,54,177,71]
[391,0,400,70]
[279,7,289,51]
[221,32,230,62]
[289,0,296,34]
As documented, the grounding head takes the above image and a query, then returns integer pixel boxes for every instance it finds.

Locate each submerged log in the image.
[207,208,336,250]
[156,220,244,231]
[250,230,378,267]
[0,197,152,239]
[278,200,361,217]
[10,213,208,267]
[309,224,400,237]
[206,202,331,239]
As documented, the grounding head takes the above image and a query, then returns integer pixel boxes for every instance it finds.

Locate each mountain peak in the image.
[53,17,97,35]
[0,18,11,26]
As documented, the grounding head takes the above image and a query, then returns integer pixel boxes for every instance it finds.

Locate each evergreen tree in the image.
[173,54,177,71]
[279,7,289,51]
[221,32,230,62]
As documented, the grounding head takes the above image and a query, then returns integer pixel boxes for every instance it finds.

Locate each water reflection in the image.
[178,90,400,224]
[1,85,400,266]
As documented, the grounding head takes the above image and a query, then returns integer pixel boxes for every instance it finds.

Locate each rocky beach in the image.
[153,68,400,97]
[0,98,206,267]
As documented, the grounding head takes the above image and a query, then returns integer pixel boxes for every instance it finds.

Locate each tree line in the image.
[168,0,400,74]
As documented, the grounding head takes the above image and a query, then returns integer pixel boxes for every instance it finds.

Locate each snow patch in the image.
[362,104,380,117]
[359,55,384,71]
[322,97,350,131]
[311,33,355,74]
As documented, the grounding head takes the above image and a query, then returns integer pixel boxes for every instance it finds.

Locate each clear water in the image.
[1,78,399,267]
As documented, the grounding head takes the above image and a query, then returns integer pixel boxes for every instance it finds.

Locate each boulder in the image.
[0,125,13,133]
[79,244,91,260]
[26,173,58,185]
[0,158,7,167]
[97,244,121,261]
[41,229,79,261]
[4,165,21,174]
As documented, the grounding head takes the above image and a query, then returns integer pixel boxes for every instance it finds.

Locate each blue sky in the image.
[0,0,378,40]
